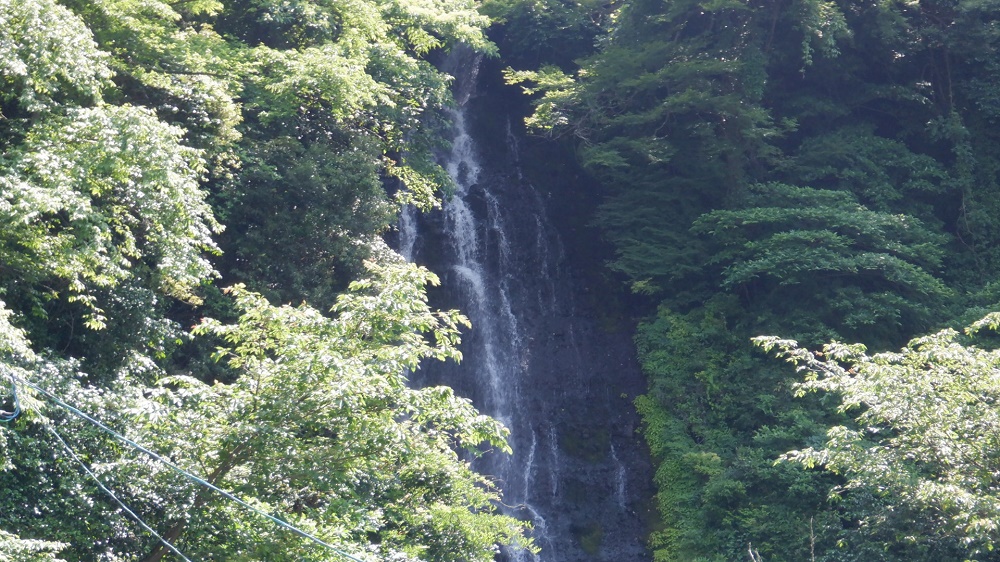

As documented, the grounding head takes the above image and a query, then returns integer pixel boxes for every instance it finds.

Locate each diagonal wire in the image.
[46,423,192,562]
[16,375,369,562]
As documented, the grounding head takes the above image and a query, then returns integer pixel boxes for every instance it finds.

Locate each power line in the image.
[16,375,370,562]
[46,422,192,562]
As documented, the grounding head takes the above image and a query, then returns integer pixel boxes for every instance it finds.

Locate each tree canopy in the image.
[9,0,1000,558]
[0,0,531,559]
[759,312,1000,558]
[505,0,1000,559]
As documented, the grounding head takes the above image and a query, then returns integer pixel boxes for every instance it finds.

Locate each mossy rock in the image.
[571,522,603,555]
[560,428,610,462]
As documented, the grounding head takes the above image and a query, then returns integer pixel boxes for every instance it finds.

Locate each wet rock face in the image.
[400,51,653,562]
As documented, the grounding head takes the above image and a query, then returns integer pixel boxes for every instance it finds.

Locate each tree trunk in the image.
[139,442,250,562]
[140,522,186,562]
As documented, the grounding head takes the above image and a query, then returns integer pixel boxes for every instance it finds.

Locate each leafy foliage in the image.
[3,105,220,307]
[0,530,67,562]
[216,135,393,307]
[122,262,526,560]
[635,298,844,561]
[482,0,611,68]
[0,0,111,117]
[0,0,529,560]
[693,182,951,343]
[505,0,1000,559]
[759,312,1000,558]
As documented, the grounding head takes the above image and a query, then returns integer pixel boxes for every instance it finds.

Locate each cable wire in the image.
[16,375,369,562]
[46,423,193,562]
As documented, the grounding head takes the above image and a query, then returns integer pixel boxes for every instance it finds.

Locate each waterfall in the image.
[399,47,651,562]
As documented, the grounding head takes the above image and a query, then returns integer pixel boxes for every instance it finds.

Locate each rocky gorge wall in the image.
[399,50,654,561]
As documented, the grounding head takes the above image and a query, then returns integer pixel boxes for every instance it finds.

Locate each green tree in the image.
[135,262,529,561]
[0,530,67,562]
[0,0,527,560]
[0,0,221,360]
[198,0,494,305]
[758,312,1000,559]
[504,0,1000,559]
[0,263,530,561]
[216,136,394,307]
[482,0,611,69]
[693,182,951,345]
[0,0,111,120]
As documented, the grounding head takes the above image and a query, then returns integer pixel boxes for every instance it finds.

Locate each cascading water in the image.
[399,48,651,562]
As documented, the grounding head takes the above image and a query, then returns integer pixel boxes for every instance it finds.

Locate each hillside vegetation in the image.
[505,0,1000,559]
[0,0,530,560]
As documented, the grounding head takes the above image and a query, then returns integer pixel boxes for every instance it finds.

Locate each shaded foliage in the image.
[506,0,1000,559]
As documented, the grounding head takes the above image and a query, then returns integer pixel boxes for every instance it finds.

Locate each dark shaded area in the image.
[403,54,654,561]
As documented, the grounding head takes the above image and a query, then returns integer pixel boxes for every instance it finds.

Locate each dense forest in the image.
[505,0,1000,559]
[5,0,1000,560]
[0,0,527,560]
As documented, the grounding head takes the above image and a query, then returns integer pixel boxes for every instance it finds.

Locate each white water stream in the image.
[397,47,650,562]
